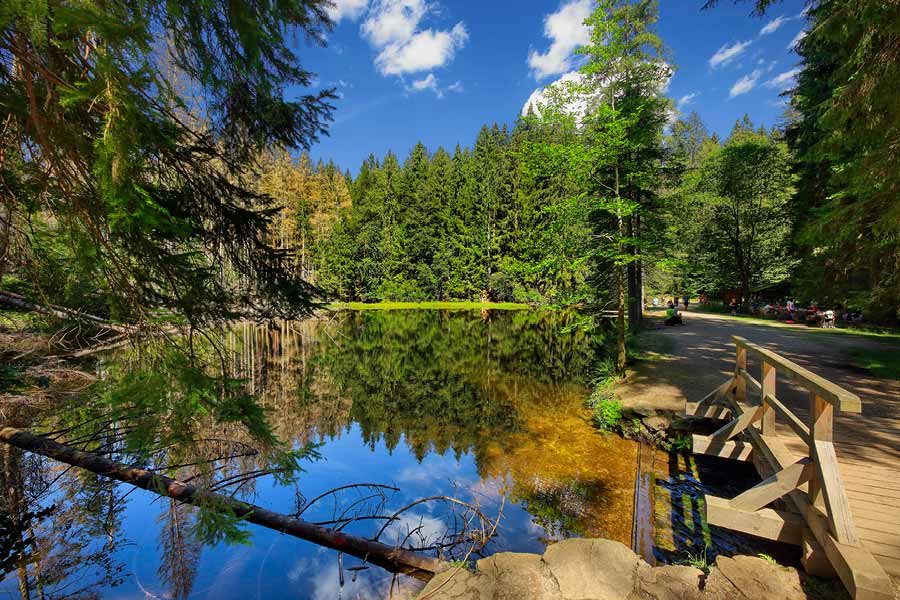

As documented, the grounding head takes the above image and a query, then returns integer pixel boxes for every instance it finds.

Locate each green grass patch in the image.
[326,301,532,311]
[586,377,623,432]
[851,348,900,380]
[628,327,676,360]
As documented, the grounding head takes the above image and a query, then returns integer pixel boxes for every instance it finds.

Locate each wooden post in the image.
[760,361,776,435]
[810,393,858,545]
[735,344,747,404]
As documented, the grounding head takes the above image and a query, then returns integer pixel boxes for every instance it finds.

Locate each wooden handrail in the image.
[732,336,861,413]
[686,337,893,599]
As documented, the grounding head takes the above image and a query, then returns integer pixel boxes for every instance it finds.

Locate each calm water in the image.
[1,309,639,599]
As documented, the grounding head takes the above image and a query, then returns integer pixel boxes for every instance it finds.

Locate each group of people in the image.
[750,298,861,328]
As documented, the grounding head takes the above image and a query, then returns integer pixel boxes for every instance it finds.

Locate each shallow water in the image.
[1,309,639,599]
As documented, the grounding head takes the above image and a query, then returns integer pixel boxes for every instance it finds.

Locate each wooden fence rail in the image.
[686,335,892,600]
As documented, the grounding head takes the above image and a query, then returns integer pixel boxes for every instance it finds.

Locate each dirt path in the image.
[618,309,900,466]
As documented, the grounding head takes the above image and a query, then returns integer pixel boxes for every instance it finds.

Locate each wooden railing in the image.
[687,336,891,600]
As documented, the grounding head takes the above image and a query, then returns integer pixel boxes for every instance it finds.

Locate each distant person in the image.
[683,295,689,310]
[729,298,737,315]
[665,301,683,326]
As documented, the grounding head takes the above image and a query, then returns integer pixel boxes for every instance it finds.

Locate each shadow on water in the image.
[639,446,800,569]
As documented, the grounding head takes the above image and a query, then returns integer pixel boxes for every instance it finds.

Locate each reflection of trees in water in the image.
[228,310,596,460]
[225,309,636,547]
[1,443,126,599]
[157,499,201,600]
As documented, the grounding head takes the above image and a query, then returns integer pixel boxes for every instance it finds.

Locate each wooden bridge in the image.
[687,336,895,600]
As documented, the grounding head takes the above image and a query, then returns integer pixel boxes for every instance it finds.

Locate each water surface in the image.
[1,309,638,599]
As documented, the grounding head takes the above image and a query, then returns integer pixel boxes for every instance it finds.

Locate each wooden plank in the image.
[765,393,811,445]
[709,403,766,442]
[686,378,735,419]
[692,435,753,461]
[811,393,859,546]
[731,336,861,412]
[730,458,814,512]
[706,495,803,544]
[760,362,776,435]
[735,345,747,405]
[744,426,892,600]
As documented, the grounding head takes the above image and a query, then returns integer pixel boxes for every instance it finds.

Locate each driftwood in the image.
[0,426,448,581]
[0,289,131,334]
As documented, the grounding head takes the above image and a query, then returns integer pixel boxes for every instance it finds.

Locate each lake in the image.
[1,309,640,599]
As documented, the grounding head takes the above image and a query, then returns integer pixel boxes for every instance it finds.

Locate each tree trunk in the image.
[0,426,447,582]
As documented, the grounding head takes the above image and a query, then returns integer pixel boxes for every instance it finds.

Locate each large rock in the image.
[703,555,807,600]
[543,539,641,600]
[418,541,813,600]
[475,552,561,600]
[632,563,704,600]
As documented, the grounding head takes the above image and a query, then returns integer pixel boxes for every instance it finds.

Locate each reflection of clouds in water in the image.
[287,551,422,600]
[382,514,447,546]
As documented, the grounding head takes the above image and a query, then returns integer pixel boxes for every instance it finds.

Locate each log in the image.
[0,426,447,581]
[0,289,131,334]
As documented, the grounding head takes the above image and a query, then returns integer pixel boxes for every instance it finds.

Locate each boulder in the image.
[632,563,704,600]
[703,555,806,600]
[543,539,641,599]
[475,552,561,600]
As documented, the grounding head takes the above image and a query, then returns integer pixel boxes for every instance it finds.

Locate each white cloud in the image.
[374,24,468,75]
[326,0,368,22]
[521,70,587,117]
[527,0,592,80]
[410,72,440,96]
[729,69,763,98]
[361,0,467,76]
[447,80,464,93]
[677,92,699,109]
[709,40,752,69]
[759,16,787,35]
[765,67,800,90]
[788,29,807,49]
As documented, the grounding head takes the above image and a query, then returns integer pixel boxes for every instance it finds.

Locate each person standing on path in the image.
[683,295,689,310]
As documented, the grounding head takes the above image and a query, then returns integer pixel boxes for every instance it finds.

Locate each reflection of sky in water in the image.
[1,311,637,598]
[27,425,578,599]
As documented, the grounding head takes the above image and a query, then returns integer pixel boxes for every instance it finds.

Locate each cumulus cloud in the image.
[527,0,592,80]
[362,0,467,76]
[709,40,752,69]
[759,16,787,35]
[677,92,699,109]
[447,80,464,93]
[765,67,800,90]
[410,73,439,93]
[521,71,587,117]
[729,69,763,98]
[326,0,368,22]
[788,29,807,50]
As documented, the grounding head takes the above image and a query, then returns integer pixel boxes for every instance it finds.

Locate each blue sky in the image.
[297,0,807,173]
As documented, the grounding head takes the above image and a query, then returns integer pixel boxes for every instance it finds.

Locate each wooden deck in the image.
[688,336,898,600]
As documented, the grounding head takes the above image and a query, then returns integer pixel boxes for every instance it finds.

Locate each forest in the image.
[1,0,899,598]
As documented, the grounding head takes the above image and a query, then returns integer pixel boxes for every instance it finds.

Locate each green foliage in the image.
[1,0,335,324]
[681,546,711,574]
[667,120,795,304]
[314,125,591,304]
[587,381,623,432]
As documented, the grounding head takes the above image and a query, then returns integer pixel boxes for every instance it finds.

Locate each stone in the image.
[475,552,561,600]
[632,563,704,600]
[543,538,642,599]
[703,555,806,600]
[420,566,492,600]
[642,415,671,433]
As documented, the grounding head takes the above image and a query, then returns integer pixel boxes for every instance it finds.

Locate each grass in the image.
[681,546,711,574]
[326,301,531,311]
[851,348,900,380]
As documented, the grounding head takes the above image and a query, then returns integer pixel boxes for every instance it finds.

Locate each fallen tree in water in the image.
[0,425,486,582]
